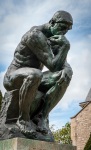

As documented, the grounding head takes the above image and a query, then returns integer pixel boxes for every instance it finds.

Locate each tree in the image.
[0,90,2,110]
[51,122,72,144]
[84,134,91,150]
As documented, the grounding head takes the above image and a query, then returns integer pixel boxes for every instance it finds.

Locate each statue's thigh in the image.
[4,67,42,90]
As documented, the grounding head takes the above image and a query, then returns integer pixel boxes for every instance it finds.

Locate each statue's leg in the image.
[42,78,69,118]
[19,74,42,121]
[36,69,72,132]
[4,67,43,134]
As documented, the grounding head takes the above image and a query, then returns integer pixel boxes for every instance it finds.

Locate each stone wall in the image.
[0,138,76,150]
[71,102,91,150]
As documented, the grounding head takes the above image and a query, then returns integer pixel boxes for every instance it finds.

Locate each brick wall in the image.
[71,103,91,150]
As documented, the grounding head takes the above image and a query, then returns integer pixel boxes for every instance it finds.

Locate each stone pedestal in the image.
[0,138,76,150]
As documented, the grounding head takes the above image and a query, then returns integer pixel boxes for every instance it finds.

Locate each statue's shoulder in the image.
[21,26,44,45]
[20,27,33,43]
[22,26,40,41]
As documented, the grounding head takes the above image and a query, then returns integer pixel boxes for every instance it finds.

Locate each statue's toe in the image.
[16,120,36,137]
[36,126,48,134]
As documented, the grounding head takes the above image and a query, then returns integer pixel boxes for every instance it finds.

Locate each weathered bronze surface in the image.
[0,11,73,141]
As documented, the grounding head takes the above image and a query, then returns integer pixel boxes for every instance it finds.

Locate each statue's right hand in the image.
[49,35,70,47]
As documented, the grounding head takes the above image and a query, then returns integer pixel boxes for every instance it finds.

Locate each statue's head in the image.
[49,10,73,35]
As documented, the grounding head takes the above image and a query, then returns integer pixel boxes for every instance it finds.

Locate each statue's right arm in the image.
[26,29,70,72]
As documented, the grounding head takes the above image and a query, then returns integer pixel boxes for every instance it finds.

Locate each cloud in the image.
[49,100,81,129]
[0,71,6,95]
[49,33,91,128]
[56,37,91,110]
[0,0,91,128]
[0,1,90,95]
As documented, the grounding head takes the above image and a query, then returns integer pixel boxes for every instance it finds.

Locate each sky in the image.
[0,0,91,129]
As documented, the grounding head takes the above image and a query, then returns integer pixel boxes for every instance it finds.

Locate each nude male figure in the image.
[3,11,73,135]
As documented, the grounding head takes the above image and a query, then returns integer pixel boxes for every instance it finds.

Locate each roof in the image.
[85,88,91,102]
[71,101,91,119]
[71,88,91,119]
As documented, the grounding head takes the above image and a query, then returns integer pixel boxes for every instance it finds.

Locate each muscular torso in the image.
[13,40,43,70]
[5,25,69,76]
[6,27,44,75]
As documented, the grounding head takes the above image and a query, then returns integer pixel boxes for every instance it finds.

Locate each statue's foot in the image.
[33,115,49,134]
[37,125,48,134]
[16,120,36,137]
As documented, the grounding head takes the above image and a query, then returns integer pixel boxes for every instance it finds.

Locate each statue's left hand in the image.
[57,68,72,86]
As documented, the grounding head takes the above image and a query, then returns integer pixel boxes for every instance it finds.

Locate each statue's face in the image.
[50,21,72,35]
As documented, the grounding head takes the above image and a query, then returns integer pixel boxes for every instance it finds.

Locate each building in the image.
[71,88,91,150]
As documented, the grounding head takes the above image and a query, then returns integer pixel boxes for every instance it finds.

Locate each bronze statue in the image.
[0,10,73,141]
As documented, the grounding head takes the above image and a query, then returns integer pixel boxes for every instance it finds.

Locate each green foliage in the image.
[51,122,72,144]
[84,134,91,150]
[0,90,2,110]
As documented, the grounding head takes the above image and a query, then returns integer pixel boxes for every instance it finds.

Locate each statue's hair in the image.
[49,10,73,24]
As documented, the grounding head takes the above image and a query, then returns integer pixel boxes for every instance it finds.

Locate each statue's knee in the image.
[3,75,12,91]
[34,70,43,82]
[25,71,43,85]
[36,70,43,80]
